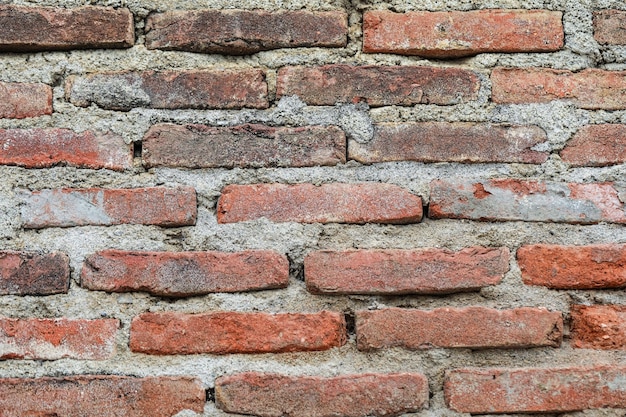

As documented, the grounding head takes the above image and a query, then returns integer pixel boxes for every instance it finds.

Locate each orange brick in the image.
[571,305,626,349]
[561,124,626,166]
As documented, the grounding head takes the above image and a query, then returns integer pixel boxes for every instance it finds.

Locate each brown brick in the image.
[364,10,563,58]
[429,179,626,224]
[349,122,548,164]
[143,123,346,169]
[82,249,289,297]
[594,10,626,45]
[561,124,626,166]
[0,251,69,295]
[0,318,118,360]
[491,67,626,110]
[0,128,131,171]
[66,69,268,111]
[0,5,133,52]
[277,65,480,106]
[21,186,197,229]
[0,375,205,417]
[217,183,423,224]
[0,82,52,119]
[518,244,626,289]
[130,311,346,355]
[356,307,562,351]
[571,305,626,350]
[146,10,347,54]
[216,372,428,417]
[445,366,626,413]
[305,247,509,295]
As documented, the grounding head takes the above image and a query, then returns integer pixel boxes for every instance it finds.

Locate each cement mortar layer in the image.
[0,0,626,416]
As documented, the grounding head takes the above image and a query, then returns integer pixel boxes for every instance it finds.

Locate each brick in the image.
[130,311,346,354]
[0,251,69,295]
[0,375,205,416]
[445,366,626,413]
[0,82,52,119]
[518,244,626,289]
[0,5,133,52]
[0,128,131,171]
[21,186,197,229]
[491,67,626,110]
[357,307,562,351]
[143,123,345,169]
[277,65,480,106]
[429,179,626,224]
[561,124,626,166]
[364,10,563,58]
[217,183,423,224]
[349,122,548,164]
[216,372,428,417]
[594,10,626,45]
[305,247,509,295]
[82,249,289,297]
[0,318,117,360]
[146,10,347,54]
[66,69,268,111]
[571,305,626,350]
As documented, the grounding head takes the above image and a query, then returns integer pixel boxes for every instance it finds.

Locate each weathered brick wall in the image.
[1,0,626,415]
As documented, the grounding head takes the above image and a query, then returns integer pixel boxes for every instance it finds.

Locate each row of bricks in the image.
[5,245,626,297]
[4,6,624,55]
[6,66,626,118]
[15,180,626,228]
[5,367,626,415]
[0,123,625,170]
[0,304,621,359]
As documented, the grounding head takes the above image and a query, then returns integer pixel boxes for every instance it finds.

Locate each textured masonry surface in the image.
[1,0,626,416]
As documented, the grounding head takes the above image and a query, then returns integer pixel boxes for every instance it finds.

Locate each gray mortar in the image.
[0,0,626,416]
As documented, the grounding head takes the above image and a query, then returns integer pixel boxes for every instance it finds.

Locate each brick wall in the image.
[1,0,626,415]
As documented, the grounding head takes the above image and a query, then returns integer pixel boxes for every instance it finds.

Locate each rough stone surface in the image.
[216,372,429,417]
[561,124,626,167]
[594,10,626,45]
[349,122,548,164]
[217,183,423,224]
[305,247,509,295]
[146,10,348,54]
[571,305,626,350]
[357,307,563,350]
[81,249,289,297]
[0,82,52,119]
[130,311,346,354]
[0,251,69,296]
[143,123,346,168]
[364,10,563,58]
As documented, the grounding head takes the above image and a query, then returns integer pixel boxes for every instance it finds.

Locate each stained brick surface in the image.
[0,251,69,295]
[561,124,626,166]
[594,10,626,45]
[0,82,52,119]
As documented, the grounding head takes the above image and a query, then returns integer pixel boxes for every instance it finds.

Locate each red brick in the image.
[82,249,289,297]
[0,5,133,52]
[0,375,205,416]
[0,318,117,360]
[216,372,428,417]
[349,122,548,164]
[491,67,626,110]
[445,366,626,413]
[0,128,131,170]
[217,183,423,224]
[305,247,509,295]
[561,124,626,166]
[571,305,626,349]
[0,251,69,295]
[364,10,563,58]
[143,123,345,169]
[21,186,197,229]
[357,307,562,351]
[277,65,480,106]
[0,82,52,119]
[146,10,347,54]
[429,179,626,224]
[594,10,626,45]
[66,69,268,110]
[130,311,346,355]
[518,244,626,289]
